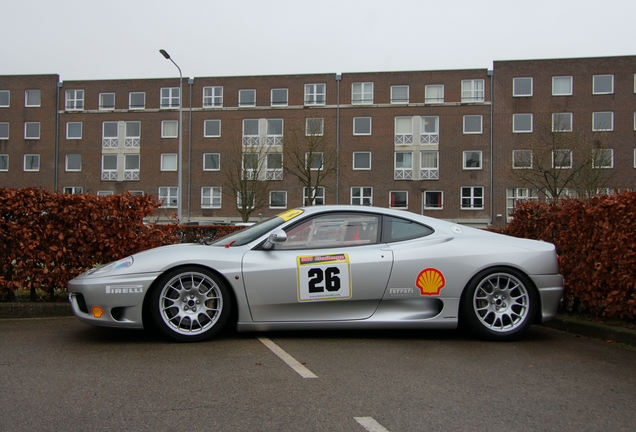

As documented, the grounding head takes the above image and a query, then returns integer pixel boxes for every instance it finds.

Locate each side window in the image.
[277,213,380,250]
[383,216,433,242]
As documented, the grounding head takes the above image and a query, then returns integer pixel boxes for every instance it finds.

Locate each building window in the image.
[389,191,408,209]
[102,154,118,180]
[63,187,83,195]
[126,121,141,139]
[160,87,180,108]
[269,191,287,209]
[461,79,484,102]
[129,92,146,109]
[242,119,260,146]
[303,187,325,205]
[592,112,614,131]
[266,153,283,180]
[463,115,483,134]
[352,82,373,104]
[351,187,373,206]
[0,90,9,107]
[463,150,482,170]
[304,83,326,105]
[201,187,222,209]
[391,85,409,104]
[552,76,573,96]
[592,149,614,169]
[159,187,178,208]
[236,191,256,209]
[25,89,41,107]
[0,122,8,139]
[512,150,533,169]
[420,151,439,179]
[353,152,371,170]
[394,151,413,180]
[353,117,372,135]
[506,188,538,220]
[421,116,439,144]
[66,122,82,139]
[97,191,114,197]
[203,153,220,171]
[395,117,413,144]
[65,89,84,110]
[124,154,140,180]
[513,113,533,133]
[24,154,40,171]
[593,75,614,95]
[65,154,81,172]
[306,118,324,136]
[24,122,40,139]
[306,152,323,171]
[552,113,573,132]
[270,88,288,106]
[423,191,443,210]
[103,122,118,141]
[552,149,573,169]
[0,154,7,171]
[203,86,223,107]
[204,119,221,137]
[461,186,484,209]
[267,119,284,143]
[425,84,444,103]
[162,120,178,138]
[99,92,115,110]
[238,89,256,107]
[161,154,177,171]
[513,77,533,97]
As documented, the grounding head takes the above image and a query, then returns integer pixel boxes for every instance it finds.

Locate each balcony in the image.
[394,169,413,180]
[101,170,118,181]
[102,138,119,148]
[266,169,283,180]
[420,134,439,144]
[124,137,140,148]
[266,136,282,146]
[394,134,413,145]
[420,168,439,180]
[242,136,260,147]
[124,170,140,181]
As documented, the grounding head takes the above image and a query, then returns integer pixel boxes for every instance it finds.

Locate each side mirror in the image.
[262,229,287,250]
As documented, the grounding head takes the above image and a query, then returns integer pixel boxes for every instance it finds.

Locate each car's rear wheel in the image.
[461,267,537,340]
[150,266,231,342]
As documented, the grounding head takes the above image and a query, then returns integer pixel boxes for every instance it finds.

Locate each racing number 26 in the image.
[308,267,341,293]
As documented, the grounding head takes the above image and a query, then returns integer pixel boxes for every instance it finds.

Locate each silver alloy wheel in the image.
[158,271,223,336]
[472,272,530,333]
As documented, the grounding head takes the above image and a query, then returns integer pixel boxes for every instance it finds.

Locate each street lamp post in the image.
[159,49,183,222]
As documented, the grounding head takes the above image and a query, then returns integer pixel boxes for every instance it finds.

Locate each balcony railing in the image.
[394,169,413,180]
[266,136,282,146]
[102,138,119,148]
[420,168,439,180]
[124,137,140,148]
[124,170,140,181]
[266,169,283,180]
[101,170,118,181]
[420,134,439,144]
[394,134,413,145]
[242,136,260,147]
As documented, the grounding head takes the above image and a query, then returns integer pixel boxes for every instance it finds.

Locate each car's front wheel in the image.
[461,267,537,340]
[149,266,231,342]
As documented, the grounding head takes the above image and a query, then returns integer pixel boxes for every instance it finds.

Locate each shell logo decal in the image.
[416,268,446,296]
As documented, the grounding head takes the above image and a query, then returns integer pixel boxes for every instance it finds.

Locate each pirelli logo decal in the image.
[105,285,143,294]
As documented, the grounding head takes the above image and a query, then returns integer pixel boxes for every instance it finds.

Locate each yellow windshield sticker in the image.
[277,209,304,222]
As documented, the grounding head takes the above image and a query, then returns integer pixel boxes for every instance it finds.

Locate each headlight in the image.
[88,256,134,276]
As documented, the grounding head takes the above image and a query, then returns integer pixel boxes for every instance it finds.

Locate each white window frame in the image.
[201,186,222,209]
[592,112,614,132]
[97,191,114,197]
[463,150,482,170]
[394,151,413,180]
[202,86,223,108]
[394,116,413,145]
[124,154,140,180]
[593,74,614,95]
[63,187,83,195]
[460,186,484,210]
[303,187,325,206]
[423,191,444,210]
[0,154,8,171]
[352,82,374,104]
[101,154,118,180]
[23,154,40,172]
[161,120,179,138]
[353,117,372,136]
[512,113,533,133]
[269,191,288,209]
[512,150,533,169]
[99,92,115,110]
[306,152,324,171]
[463,115,483,134]
[506,188,539,221]
[425,84,444,103]
[270,88,288,107]
[161,153,178,171]
[513,77,533,97]
[159,187,178,208]
[304,83,326,106]
[129,92,146,109]
[203,153,221,171]
[25,89,41,107]
[305,118,324,136]
[0,122,9,139]
[24,122,40,139]
[389,191,408,209]
[552,76,573,96]
[160,87,180,109]
[420,150,439,179]
[552,112,573,132]
[552,149,573,169]
[65,89,84,110]
[204,119,221,137]
[353,152,371,170]
[461,79,484,102]
[592,149,614,169]
[390,85,409,104]
[65,154,82,172]
[238,89,256,107]
[66,122,82,139]
[351,186,373,206]
[0,90,9,107]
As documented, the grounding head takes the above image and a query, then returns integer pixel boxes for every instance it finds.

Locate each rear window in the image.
[382,216,433,242]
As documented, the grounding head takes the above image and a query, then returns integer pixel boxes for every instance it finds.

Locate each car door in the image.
[242,212,393,322]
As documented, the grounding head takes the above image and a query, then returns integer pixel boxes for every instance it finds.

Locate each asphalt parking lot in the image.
[1,317,635,432]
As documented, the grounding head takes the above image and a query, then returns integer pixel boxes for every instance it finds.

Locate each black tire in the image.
[149,266,231,342]
[461,267,537,341]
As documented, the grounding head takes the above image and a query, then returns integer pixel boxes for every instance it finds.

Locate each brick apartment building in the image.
[1,55,634,227]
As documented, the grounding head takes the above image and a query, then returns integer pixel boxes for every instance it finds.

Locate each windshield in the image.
[211,216,285,247]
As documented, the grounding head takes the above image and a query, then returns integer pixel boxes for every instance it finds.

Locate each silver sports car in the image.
[68,206,563,342]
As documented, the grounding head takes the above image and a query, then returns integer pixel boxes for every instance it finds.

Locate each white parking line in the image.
[257,337,318,379]
[354,416,391,432]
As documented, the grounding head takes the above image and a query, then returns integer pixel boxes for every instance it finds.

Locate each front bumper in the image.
[68,272,160,329]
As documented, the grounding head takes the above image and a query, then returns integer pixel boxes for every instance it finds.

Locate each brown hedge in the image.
[0,188,243,301]
[502,192,636,320]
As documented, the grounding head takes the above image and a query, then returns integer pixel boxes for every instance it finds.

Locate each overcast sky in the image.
[3,0,635,80]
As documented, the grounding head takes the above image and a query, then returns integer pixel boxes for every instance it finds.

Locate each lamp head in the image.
[159,49,171,59]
